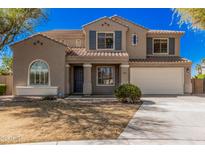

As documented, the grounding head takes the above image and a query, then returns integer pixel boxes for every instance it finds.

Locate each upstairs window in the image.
[153,38,168,54]
[132,34,138,45]
[97,33,114,49]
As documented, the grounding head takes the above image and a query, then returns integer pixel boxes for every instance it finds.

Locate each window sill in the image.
[16,86,58,96]
[96,84,115,87]
[148,54,175,56]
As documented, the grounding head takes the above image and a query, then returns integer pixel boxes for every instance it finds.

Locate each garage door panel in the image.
[130,67,184,94]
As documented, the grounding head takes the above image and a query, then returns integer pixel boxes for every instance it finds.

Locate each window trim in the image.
[96,31,115,50]
[96,66,115,86]
[152,38,169,55]
[27,59,51,86]
[132,34,138,46]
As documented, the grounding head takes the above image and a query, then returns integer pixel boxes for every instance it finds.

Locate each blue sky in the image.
[9,8,205,76]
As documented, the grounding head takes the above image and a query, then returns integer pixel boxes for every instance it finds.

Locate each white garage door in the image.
[130,67,184,94]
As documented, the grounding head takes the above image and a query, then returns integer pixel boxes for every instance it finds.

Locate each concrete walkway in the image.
[28,95,205,145]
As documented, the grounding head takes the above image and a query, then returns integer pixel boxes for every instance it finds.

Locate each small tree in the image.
[195,64,202,75]
[201,58,205,65]
[0,55,13,75]
[173,8,205,30]
[0,8,47,51]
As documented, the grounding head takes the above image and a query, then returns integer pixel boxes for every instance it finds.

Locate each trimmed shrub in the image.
[195,74,205,79]
[114,83,141,103]
[0,84,6,95]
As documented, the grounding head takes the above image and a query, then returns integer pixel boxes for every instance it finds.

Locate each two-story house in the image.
[11,15,192,96]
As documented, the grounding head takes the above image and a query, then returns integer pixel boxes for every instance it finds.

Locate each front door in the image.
[74,66,83,93]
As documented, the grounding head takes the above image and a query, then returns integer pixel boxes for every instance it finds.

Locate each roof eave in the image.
[147,30,185,36]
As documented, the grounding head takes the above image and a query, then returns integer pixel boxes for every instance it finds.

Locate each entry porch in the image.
[65,63,129,95]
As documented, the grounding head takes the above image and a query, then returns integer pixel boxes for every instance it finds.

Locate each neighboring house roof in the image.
[147,30,185,35]
[110,15,149,30]
[66,47,129,57]
[41,30,84,39]
[129,56,191,64]
[82,16,128,28]
[41,30,84,46]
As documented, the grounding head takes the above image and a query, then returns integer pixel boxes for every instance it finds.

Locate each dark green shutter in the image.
[89,31,96,50]
[147,37,153,55]
[169,38,175,55]
[115,31,122,50]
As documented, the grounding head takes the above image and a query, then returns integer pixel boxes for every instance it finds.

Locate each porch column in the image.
[83,64,92,95]
[120,64,129,85]
[66,64,70,94]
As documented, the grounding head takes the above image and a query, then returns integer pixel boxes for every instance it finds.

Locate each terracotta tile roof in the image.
[41,30,84,39]
[129,56,191,64]
[147,30,185,35]
[66,47,129,57]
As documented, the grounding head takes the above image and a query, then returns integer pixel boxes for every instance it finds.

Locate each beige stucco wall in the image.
[111,17,148,59]
[83,18,128,51]
[83,17,182,58]
[11,35,67,95]
[147,33,181,56]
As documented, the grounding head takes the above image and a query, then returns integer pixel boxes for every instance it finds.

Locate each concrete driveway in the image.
[119,95,205,144]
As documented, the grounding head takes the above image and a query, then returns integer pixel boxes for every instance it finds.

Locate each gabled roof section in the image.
[11,33,69,47]
[82,16,128,28]
[110,15,149,30]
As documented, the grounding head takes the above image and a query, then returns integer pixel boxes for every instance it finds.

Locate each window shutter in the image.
[147,37,153,55]
[115,31,122,50]
[169,38,175,55]
[89,31,96,50]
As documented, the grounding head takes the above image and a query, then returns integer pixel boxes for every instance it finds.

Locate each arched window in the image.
[29,60,49,86]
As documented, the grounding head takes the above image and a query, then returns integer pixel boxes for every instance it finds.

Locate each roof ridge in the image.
[82,16,128,28]
[110,15,149,30]
[82,16,108,27]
